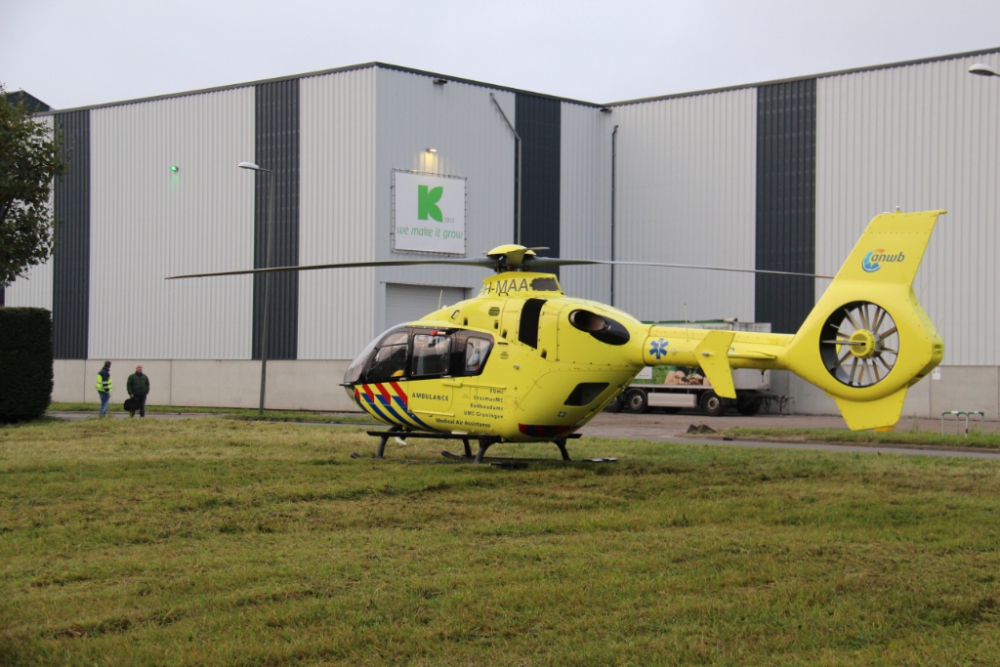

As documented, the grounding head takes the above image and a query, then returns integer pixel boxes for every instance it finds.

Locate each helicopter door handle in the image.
[442,380,463,387]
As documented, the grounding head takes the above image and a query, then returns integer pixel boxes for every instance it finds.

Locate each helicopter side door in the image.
[407,332,456,417]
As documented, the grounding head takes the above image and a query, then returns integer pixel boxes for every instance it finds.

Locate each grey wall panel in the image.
[516,94,561,259]
[755,79,817,334]
[298,68,378,360]
[816,52,1000,366]
[559,102,613,302]
[385,283,468,329]
[610,89,757,324]
[5,119,54,310]
[89,88,256,359]
[254,79,299,360]
[372,68,516,335]
[52,110,90,359]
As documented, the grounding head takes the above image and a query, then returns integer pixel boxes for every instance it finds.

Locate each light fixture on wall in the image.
[600,107,612,114]
[426,148,437,153]
[170,165,180,172]
[969,63,999,77]
[433,78,448,85]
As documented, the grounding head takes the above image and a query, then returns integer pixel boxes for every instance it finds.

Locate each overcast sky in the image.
[4,0,1000,110]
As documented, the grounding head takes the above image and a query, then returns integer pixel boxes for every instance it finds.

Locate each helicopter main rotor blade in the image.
[166,257,496,280]
[524,257,834,279]
[166,252,832,281]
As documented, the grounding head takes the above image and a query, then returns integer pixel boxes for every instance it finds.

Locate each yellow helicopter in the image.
[170,209,944,463]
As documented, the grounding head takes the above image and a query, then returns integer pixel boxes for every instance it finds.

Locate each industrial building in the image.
[5,47,1000,419]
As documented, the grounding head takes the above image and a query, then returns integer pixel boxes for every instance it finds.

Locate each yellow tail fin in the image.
[696,331,736,399]
[786,210,945,430]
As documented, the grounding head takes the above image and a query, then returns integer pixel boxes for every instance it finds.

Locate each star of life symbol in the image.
[649,338,668,360]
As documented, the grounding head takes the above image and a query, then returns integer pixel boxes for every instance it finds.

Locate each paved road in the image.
[49,411,217,421]
[48,409,1000,460]
[578,411,1000,460]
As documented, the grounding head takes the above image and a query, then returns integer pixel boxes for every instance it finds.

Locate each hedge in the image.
[0,307,53,423]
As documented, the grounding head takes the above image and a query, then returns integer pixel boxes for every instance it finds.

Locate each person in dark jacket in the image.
[96,361,112,417]
[126,365,150,418]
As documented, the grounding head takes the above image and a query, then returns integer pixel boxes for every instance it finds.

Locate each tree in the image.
[0,84,68,290]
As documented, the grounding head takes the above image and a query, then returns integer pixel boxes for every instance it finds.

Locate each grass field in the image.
[47,402,376,425]
[3,418,1000,666]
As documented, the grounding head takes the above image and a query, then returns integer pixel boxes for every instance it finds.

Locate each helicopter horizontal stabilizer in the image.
[833,388,908,431]
[695,331,736,399]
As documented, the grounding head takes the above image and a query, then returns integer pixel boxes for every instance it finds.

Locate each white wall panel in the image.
[611,89,757,323]
[89,89,255,359]
[5,258,53,308]
[560,102,613,302]
[816,53,1000,365]
[373,69,516,333]
[5,115,54,309]
[298,68,378,359]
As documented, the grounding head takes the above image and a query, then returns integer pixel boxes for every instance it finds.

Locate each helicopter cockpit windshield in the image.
[343,326,495,385]
[343,325,406,384]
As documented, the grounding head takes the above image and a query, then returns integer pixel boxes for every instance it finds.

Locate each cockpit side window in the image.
[365,332,410,381]
[463,337,492,374]
[411,334,451,377]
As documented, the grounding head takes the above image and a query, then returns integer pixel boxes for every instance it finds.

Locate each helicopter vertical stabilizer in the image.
[784,210,945,430]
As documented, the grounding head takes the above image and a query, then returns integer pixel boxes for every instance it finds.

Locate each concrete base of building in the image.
[772,367,1000,421]
[53,359,357,412]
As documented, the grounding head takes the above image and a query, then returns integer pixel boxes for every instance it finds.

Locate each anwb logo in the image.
[862,248,905,273]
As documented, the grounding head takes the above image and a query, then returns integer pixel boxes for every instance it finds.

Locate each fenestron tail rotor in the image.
[819,301,899,388]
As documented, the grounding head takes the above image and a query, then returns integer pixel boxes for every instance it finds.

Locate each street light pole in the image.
[239,161,276,415]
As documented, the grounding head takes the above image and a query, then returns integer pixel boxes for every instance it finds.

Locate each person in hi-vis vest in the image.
[95,361,112,417]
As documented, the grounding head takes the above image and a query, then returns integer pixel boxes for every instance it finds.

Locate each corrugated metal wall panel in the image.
[816,53,1000,366]
[89,89,256,359]
[253,79,299,360]
[52,110,90,359]
[611,89,757,323]
[372,68,516,333]
[559,102,613,302]
[5,116,55,310]
[298,68,378,360]
[756,79,817,334]
[516,94,561,257]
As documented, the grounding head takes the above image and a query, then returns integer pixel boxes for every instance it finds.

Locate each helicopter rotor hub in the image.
[848,329,877,359]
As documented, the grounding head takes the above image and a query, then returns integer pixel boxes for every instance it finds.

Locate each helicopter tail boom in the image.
[641,210,944,429]
[783,209,945,429]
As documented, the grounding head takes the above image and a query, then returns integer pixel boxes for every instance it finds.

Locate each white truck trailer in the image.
[606,320,772,416]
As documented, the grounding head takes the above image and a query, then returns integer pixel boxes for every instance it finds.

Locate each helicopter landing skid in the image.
[359,429,588,464]
[441,450,617,465]
[444,433,584,464]
[361,428,476,460]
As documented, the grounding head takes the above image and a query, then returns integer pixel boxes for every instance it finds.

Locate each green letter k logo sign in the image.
[418,185,444,222]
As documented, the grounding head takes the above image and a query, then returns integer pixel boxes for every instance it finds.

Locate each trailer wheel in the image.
[737,396,762,416]
[604,394,625,413]
[700,391,727,417]
[626,388,648,413]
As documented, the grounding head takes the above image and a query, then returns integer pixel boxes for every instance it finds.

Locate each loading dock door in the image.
[385,283,468,329]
